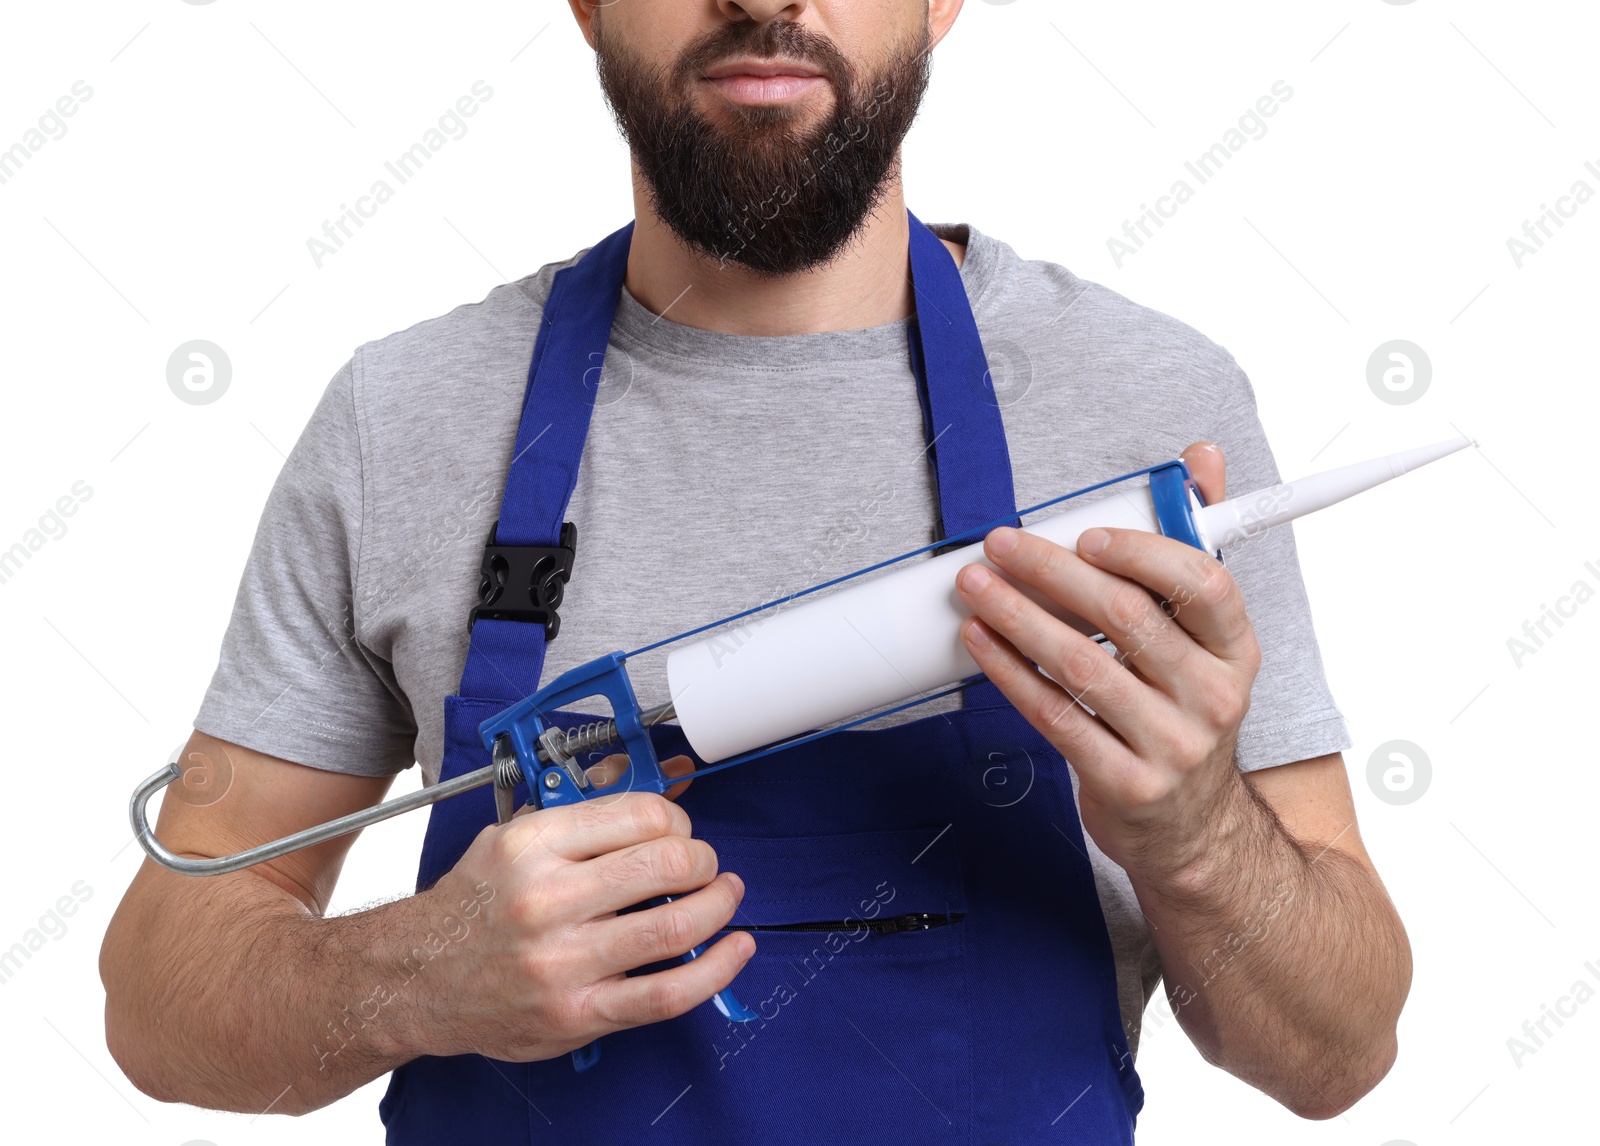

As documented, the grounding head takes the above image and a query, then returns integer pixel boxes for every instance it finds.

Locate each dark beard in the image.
[595,19,931,277]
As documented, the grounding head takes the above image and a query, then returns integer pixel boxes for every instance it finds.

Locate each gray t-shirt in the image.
[195,222,1350,1052]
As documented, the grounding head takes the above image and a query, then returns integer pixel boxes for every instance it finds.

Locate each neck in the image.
[623,162,964,336]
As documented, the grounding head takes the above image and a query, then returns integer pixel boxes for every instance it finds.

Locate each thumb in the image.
[1180,441,1225,505]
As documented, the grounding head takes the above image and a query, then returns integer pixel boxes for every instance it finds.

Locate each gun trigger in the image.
[711,988,759,1024]
[570,1040,601,1072]
[652,894,759,1023]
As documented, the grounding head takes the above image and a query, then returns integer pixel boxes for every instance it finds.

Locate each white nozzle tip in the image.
[1388,434,1476,475]
[1194,432,1477,553]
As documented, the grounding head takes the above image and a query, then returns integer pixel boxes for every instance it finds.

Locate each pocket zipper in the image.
[732,912,964,935]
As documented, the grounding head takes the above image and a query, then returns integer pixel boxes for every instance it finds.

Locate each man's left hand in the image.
[956,441,1257,878]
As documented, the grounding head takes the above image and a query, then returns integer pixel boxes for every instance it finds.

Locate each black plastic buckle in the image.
[470,521,577,640]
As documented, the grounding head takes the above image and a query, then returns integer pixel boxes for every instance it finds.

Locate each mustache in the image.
[674,20,853,90]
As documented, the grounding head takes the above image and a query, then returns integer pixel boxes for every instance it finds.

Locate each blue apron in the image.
[379,215,1144,1143]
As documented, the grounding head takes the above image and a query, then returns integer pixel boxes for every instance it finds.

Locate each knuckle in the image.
[1120,770,1169,810]
[1193,562,1236,610]
[493,821,545,869]
[1200,677,1246,728]
[651,837,697,884]
[1061,640,1107,688]
[989,581,1025,628]
[1106,583,1155,636]
[504,887,540,928]
[521,874,567,923]
[1203,685,1241,729]
[1159,725,1206,770]
[1038,687,1083,735]
[652,906,699,957]
[1029,536,1069,580]
[629,794,677,837]
[515,940,560,989]
[645,976,691,1023]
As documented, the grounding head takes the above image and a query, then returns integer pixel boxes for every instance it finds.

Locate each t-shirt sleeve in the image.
[1206,357,1351,772]
[192,359,418,776]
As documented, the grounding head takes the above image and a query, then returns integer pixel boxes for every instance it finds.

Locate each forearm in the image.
[1127,773,1411,1119]
[102,865,448,1116]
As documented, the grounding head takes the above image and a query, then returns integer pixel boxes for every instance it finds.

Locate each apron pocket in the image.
[706,826,967,926]
[689,828,975,1139]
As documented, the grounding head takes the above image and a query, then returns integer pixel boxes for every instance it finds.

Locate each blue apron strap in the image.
[905,213,1020,709]
[458,222,635,703]
[905,212,1021,541]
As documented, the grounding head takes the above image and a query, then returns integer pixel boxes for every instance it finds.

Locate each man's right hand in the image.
[102,734,753,1116]
[412,776,754,1064]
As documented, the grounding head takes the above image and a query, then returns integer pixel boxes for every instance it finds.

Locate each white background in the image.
[1,1,1595,1143]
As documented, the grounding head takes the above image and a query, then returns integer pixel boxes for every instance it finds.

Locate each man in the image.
[102,1,1411,1141]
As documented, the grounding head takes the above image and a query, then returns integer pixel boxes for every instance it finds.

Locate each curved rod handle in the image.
[129,761,499,878]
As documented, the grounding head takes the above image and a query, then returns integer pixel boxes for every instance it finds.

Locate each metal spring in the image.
[529,703,676,767]
[494,744,524,789]
[561,719,621,758]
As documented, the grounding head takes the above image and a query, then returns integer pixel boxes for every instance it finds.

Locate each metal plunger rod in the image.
[131,702,678,877]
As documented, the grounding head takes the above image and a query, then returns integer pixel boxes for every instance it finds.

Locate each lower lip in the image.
[704,74,827,106]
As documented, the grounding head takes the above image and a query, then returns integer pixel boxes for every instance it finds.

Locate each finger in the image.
[956,553,1150,732]
[960,616,1129,773]
[587,872,746,976]
[565,833,722,916]
[584,753,693,801]
[587,927,757,1031]
[978,527,1199,685]
[585,753,631,789]
[662,754,695,802]
[1074,527,1256,664]
[1181,441,1226,505]
[504,791,693,864]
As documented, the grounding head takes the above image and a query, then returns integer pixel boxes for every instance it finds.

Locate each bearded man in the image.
[102,3,1410,1141]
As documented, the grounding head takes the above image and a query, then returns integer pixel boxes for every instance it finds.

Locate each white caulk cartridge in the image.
[666,436,1477,762]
